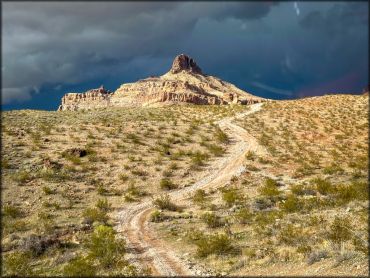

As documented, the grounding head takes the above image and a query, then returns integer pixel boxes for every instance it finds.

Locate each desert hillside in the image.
[1,94,368,276]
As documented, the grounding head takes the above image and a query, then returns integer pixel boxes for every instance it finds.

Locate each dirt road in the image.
[116,103,264,275]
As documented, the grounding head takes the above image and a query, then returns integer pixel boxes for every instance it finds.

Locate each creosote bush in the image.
[221,187,244,207]
[258,178,280,197]
[201,212,224,228]
[3,251,33,276]
[192,189,207,206]
[153,194,180,211]
[63,256,97,277]
[83,208,109,225]
[195,233,234,257]
[159,178,177,190]
[86,225,125,268]
[328,216,352,244]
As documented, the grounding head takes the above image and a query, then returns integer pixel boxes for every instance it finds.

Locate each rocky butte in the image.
[58,54,266,111]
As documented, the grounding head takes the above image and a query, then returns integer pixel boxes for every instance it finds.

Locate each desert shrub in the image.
[327,217,352,244]
[234,208,253,224]
[126,183,146,197]
[245,150,256,160]
[306,250,329,265]
[258,178,280,197]
[126,133,143,145]
[290,184,305,196]
[192,189,207,206]
[11,170,32,185]
[39,168,69,182]
[191,151,209,167]
[280,194,303,213]
[313,178,335,195]
[195,233,234,258]
[97,184,108,195]
[214,127,229,144]
[323,163,344,175]
[1,157,11,169]
[222,187,244,207]
[82,208,108,225]
[296,244,312,257]
[205,143,224,156]
[335,181,368,204]
[2,219,28,235]
[159,178,177,190]
[3,205,22,218]
[353,237,368,255]
[119,173,129,183]
[153,195,180,211]
[277,224,305,246]
[42,186,55,195]
[64,154,82,165]
[150,210,167,223]
[201,212,224,228]
[63,256,97,276]
[96,198,111,212]
[22,234,60,256]
[86,225,125,268]
[3,251,33,276]
[124,194,136,202]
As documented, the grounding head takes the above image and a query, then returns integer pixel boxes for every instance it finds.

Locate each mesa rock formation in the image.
[58,54,265,111]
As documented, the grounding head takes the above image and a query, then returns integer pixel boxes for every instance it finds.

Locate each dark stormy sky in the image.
[2,1,369,110]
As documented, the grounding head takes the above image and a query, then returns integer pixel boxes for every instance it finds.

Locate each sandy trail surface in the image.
[116,103,264,275]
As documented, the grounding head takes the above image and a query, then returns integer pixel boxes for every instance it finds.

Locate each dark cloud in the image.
[299,2,368,36]
[2,2,278,104]
[1,2,368,107]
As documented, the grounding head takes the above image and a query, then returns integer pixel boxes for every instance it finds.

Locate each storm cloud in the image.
[2,1,368,109]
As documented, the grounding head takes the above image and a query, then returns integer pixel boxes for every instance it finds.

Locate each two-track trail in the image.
[116,103,264,276]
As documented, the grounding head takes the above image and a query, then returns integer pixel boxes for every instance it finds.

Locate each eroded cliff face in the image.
[58,87,112,111]
[58,54,266,111]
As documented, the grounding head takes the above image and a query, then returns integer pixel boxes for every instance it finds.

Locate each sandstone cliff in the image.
[58,54,265,111]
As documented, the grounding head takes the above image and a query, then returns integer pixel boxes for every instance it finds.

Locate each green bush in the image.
[150,210,167,223]
[277,224,305,246]
[245,150,256,161]
[3,205,22,218]
[3,251,33,276]
[214,127,229,144]
[258,178,280,197]
[119,173,129,183]
[195,233,234,257]
[336,181,368,204]
[63,256,97,276]
[328,217,352,244]
[96,198,111,212]
[323,163,344,175]
[86,225,125,268]
[313,178,334,195]
[280,194,303,213]
[234,208,253,224]
[11,170,32,185]
[97,184,108,195]
[191,151,209,167]
[222,188,243,207]
[192,189,207,207]
[42,186,55,195]
[153,195,180,211]
[205,143,225,156]
[82,208,108,225]
[201,212,223,228]
[159,178,177,190]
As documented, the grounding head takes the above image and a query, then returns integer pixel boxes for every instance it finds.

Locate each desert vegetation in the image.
[1,104,247,275]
